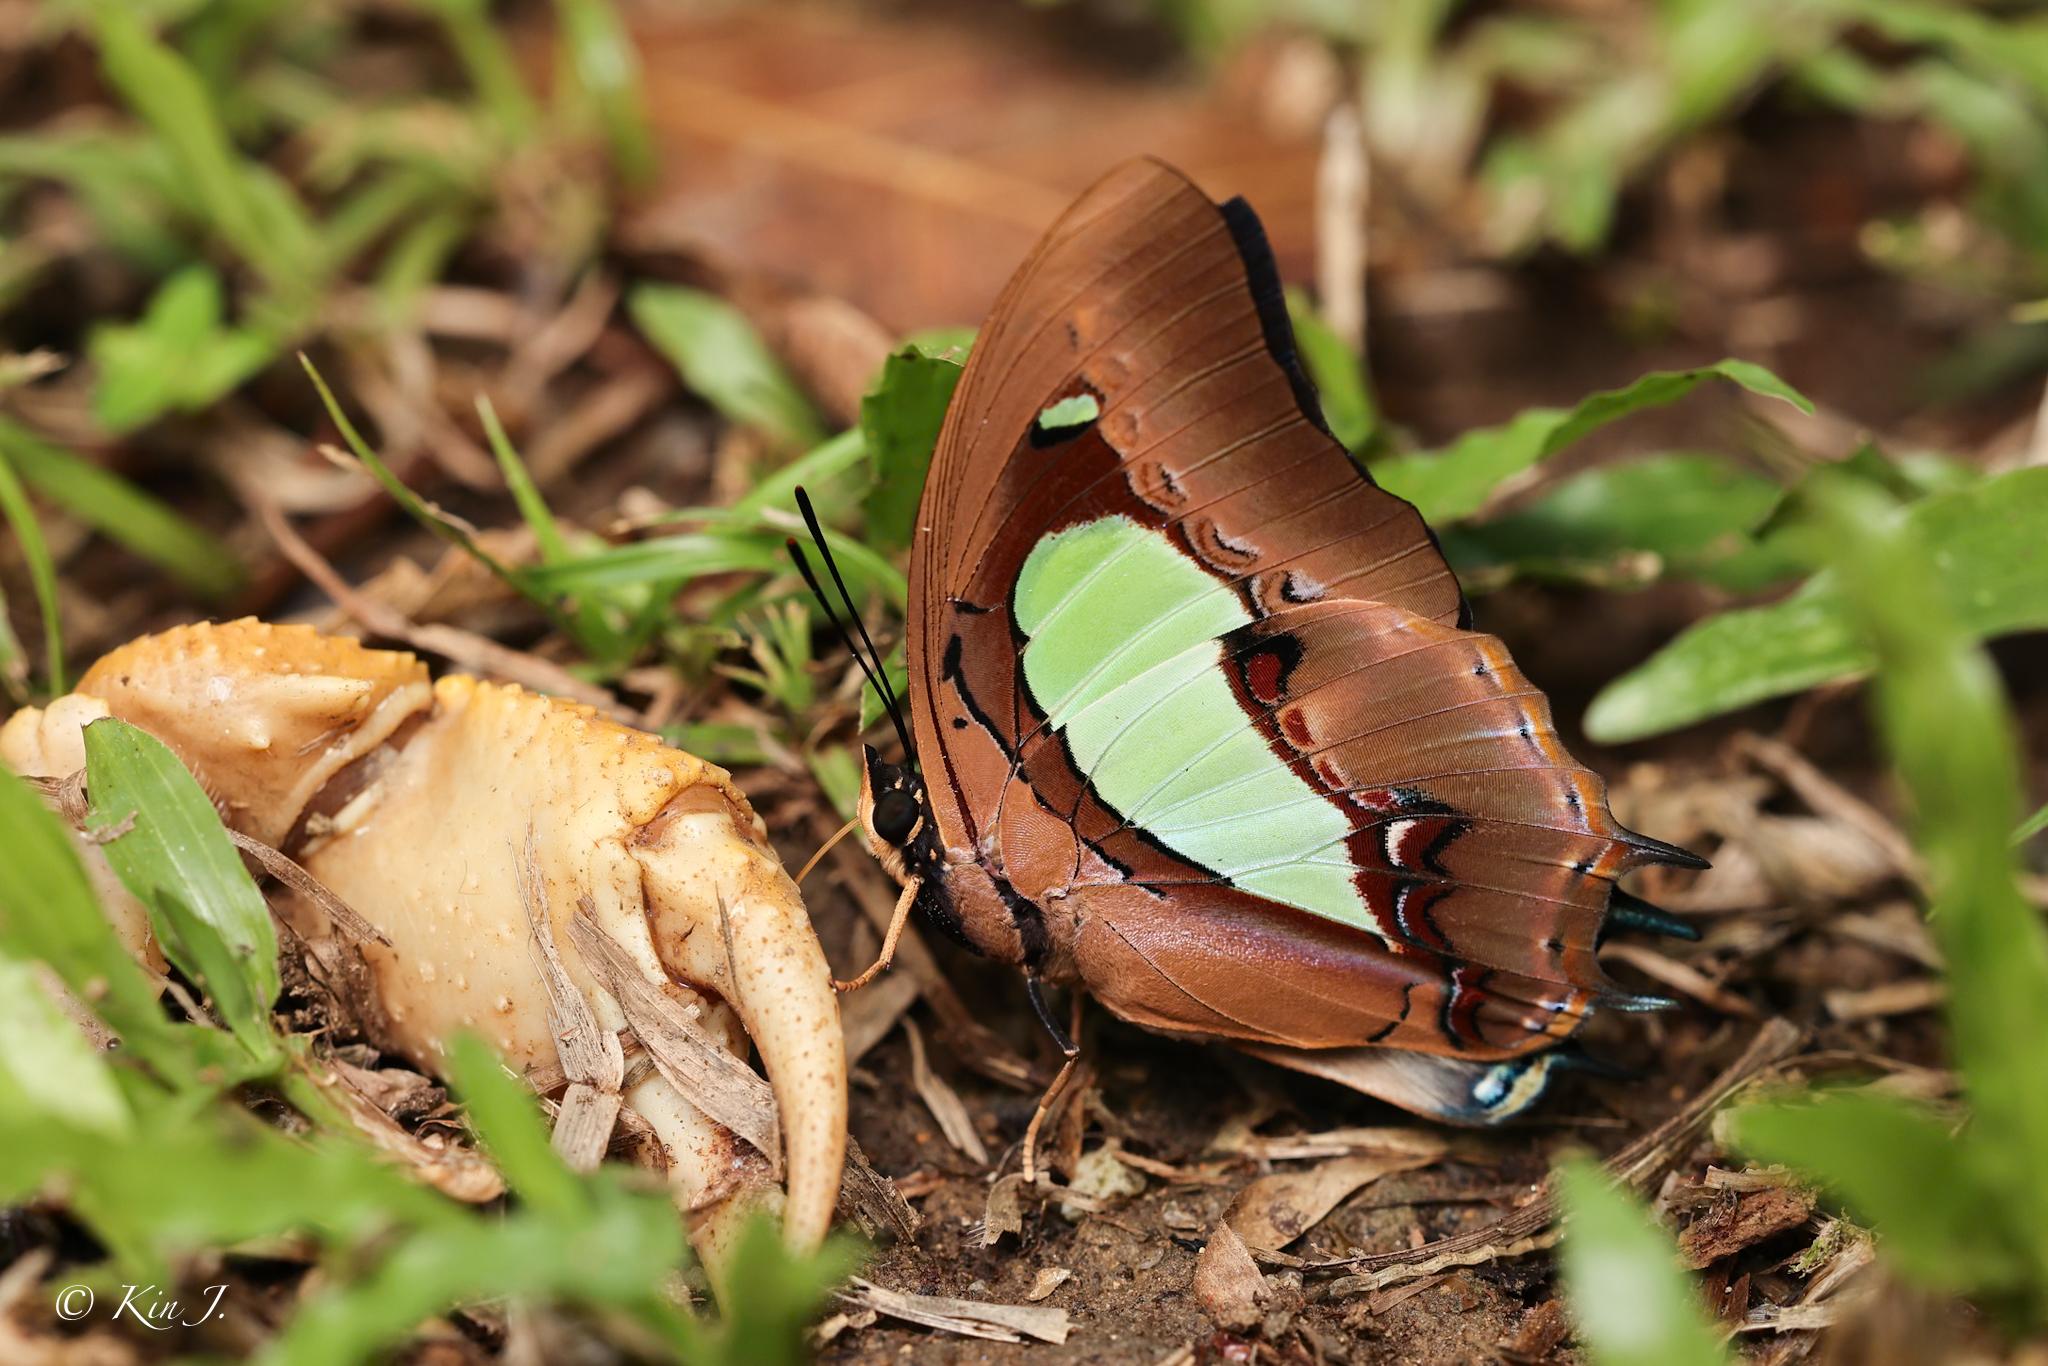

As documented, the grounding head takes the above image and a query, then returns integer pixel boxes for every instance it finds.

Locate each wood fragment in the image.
[1823,978,1946,1022]
[836,1135,920,1244]
[841,1278,1070,1345]
[1025,1266,1072,1302]
[981,1171,1028,1247]
[1679,1186,1816,1268]
[1214,1124,1455,1163]
[902,1016,990,1165]
[567,904,781,1170]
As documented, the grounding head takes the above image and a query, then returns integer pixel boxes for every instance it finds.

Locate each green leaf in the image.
[0,950,133,1137]
[82,717,280,1061]
[0,417,243,597]
[1554,1159,1732,1366]
[0,435,64,692]
[0,767,188,1078]
[1373,359,1812,523]
[1285,286,1376,452]
[2016,801,2048,845]
[1444,452,1796,592]
[301,359,584,645]
[87,266,275,432]
[1586,465,2048,742]
[629,285,825,448]
[860,348,962,550]
[1732,1095,2025,1295]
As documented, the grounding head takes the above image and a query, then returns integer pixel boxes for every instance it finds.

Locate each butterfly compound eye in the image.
[871,789,919,845]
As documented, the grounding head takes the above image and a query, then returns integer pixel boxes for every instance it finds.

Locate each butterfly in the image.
[795,157,1702,1129]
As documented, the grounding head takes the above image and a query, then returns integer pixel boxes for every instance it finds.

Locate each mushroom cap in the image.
[77,618,432,848]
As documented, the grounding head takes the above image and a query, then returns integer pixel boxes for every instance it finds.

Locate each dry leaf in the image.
[623,6,1319,331]
[903,1016,989,1165]
[842,1278,1069,1345]
[567,906,781,1170]
[1194,1223,1267,1332]
[1025,1266,1072,1302]
[1227,1145,1445,1251]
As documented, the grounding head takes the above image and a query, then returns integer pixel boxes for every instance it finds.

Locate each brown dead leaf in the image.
[1025,1266,1072,1302]
[1194,1223,1267,1333]
[1227,1143,1445,1251]
[1679,1186,1816,1269]
[566,905,781,1171]
[621,6,1319,331]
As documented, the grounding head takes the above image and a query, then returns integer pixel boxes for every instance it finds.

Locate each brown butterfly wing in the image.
[905,157,1679,1060]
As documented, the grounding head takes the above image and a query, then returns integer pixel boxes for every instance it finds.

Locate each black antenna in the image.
[786,488,914,756]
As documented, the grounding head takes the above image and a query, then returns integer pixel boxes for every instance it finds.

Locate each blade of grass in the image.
[1807,470,2048,1271]
[478,395,625,662]
[414,0,540,144]
[82,718,281,1063]
[551,0,655,186]
[0,416,242,597]
[90,7,317,291]
[0,435,65,691]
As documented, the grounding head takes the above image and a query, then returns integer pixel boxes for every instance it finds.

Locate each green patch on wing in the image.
[1012,516,1375,933]
[1037,393,1101,433]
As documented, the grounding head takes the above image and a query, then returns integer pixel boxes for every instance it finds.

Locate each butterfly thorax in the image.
[856,744,1075,976]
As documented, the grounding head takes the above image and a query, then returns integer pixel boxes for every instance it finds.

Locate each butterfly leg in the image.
[833,876,920,993]
[1021,982,1085,1183]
